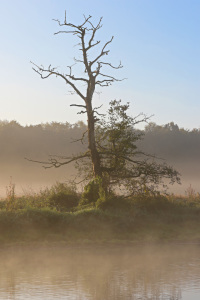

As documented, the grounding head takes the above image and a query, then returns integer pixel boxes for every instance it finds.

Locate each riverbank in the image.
[1,206,200,246]
[1,182,200,246]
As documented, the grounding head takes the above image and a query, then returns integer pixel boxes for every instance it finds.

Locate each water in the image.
[0,244,200,299]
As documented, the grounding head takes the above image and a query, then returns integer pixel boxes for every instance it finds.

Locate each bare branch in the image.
[71,129,88,144]
[53,15,92,30]
[93,104,103,110]
[77,110,87,115]
[98,61,123,69]
[66,72,89,83]
[25,152,90,169]
[32,67,52,79]
[54,30,81,35]
[131,114,153,126]
[102,36,114,52]
[80,15,92,27]
[70,104,86,109]
[93,110,106,116]
[85,17,103,50]
[65,10,67,24]
[98,72,126,81]
[53,15,92,39]
[87,16,103,30]
[31,61,86,101]
[90,36,114,66]
[96,75,126,87]
[86,40,100,51]
[74,57,84,64]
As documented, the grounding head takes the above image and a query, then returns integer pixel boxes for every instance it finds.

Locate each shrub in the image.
[47,182,79,211]
[96,194,130,211]
[132,193,171,213]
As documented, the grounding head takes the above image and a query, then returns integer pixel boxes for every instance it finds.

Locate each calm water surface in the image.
[0,244,200,299]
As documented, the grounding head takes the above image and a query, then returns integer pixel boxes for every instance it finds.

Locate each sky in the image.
[0,0,200,129]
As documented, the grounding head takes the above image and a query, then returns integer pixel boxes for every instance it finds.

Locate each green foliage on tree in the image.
[95,100,180,196]
[75,100,180,202]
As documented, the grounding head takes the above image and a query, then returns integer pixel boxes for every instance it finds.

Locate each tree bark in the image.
[85,77,102,178]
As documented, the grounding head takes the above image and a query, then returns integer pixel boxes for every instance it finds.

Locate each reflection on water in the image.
[0,245,200,299]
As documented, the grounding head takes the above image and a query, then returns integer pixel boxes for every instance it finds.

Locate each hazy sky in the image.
[0,0,200,129]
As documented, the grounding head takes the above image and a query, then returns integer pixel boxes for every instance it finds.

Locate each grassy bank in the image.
[1,183,200,245]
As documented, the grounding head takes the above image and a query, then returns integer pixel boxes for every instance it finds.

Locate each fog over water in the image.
[1,245,200,299]
[0,120,199,197]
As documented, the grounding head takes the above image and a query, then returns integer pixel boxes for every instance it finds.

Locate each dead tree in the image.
[31,12,123,178]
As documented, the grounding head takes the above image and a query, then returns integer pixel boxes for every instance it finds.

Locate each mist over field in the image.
[0,120,199,197]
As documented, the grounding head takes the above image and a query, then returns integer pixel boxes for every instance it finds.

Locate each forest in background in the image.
[0,120,199,196]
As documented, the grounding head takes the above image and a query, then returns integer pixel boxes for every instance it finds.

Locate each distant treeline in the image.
[0,120,199,194]
[0,119,199,161]
[0,120,87,160]
[142,121,200,160]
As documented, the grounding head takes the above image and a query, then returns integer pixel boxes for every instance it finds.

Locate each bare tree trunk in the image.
[85,76,102,178]
[86,98,102,177]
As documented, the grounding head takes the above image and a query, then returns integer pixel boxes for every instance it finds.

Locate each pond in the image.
[0,244,200,299]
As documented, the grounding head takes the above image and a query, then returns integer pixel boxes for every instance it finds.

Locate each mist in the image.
[0,245,200,299]
[0,120,199,197]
